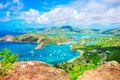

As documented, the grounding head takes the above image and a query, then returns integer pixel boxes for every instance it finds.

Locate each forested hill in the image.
[37,26,120,36]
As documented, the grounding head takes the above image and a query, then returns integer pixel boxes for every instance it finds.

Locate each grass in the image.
[54,36,120,80]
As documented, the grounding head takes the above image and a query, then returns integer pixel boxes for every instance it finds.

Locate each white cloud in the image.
[22,8,79,25]
[9,0,24,11]
[0,0,24,10]
[103,0,120,4]
[0,0,24,22]
[6,11,10,17]
[22,9,40,23]
[0,11,10,22]
[84,2,106,13]
[22,0,120,26]
[1,0,118,26]
[45,7,79,25]
[13,0,20,3]
[0,2,10,9]
[104,7,120,24]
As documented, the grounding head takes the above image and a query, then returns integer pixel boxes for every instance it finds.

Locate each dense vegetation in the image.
[102,28,120,36]
[32,26,120,37]
[0,33,76,49]
[54,36,120,80]
[0,26,120,79]
[0,48,17,76]
[14,33,76,49]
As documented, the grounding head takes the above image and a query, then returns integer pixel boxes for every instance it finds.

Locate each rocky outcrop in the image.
[37,37,44,43]
[1,61,71,80]
[0,35,14,41]
[78,61,120,80]
[35,42,44,50]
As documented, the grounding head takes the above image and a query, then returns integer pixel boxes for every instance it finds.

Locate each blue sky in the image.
[0,0,120,30]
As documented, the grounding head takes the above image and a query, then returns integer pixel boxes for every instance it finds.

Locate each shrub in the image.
[0,48,17,76]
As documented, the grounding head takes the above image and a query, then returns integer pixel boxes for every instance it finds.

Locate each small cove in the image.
[0,32,103,64]
[0,41,80,64]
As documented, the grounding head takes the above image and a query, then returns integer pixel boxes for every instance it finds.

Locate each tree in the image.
[0,48,17,76]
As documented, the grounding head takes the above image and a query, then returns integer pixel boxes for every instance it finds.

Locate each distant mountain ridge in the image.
[7,25,120,37]
[37,25,120,36]
[61,25,74,31]
[102,28,120,36]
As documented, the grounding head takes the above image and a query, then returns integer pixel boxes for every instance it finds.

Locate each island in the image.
[0,33,76,50]
[0,26,120,80]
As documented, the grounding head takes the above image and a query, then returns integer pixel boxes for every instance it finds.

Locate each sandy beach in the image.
[67,50,83,63]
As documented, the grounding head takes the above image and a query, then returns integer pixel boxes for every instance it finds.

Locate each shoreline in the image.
[0,40,37,44]
[0,41,83,64]
[67,50,83,63]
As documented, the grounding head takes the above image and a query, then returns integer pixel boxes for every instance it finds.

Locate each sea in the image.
[0,30,80,64]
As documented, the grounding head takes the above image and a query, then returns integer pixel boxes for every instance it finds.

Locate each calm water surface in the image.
[0,31,103,64]
[0,41,80,64]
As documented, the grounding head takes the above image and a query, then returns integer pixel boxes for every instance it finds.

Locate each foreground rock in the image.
[78,61,120,80]
[1,61,71,80]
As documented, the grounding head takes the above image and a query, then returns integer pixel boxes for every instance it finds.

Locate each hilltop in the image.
[0,33,74,49]
[0,61,71,80]
[0,61,119,80]
[0,26,120,80]
[102,28,120,37]
[22,26,120,36]
[78,61,120,80]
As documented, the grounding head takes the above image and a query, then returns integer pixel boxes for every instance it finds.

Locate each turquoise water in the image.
[87,40,100,45]
[0,33,103,64]
[48,33,104,38]
[66,34,103,38]
[0,30,26,37]
[0,41,80,64]
[48,34,59,36]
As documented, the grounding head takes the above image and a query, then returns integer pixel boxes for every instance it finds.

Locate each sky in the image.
[0,0,120,30]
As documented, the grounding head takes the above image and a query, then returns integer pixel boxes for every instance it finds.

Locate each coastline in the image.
[0,40,83,64]
[0,41,37,44]
[67,50,83,63]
